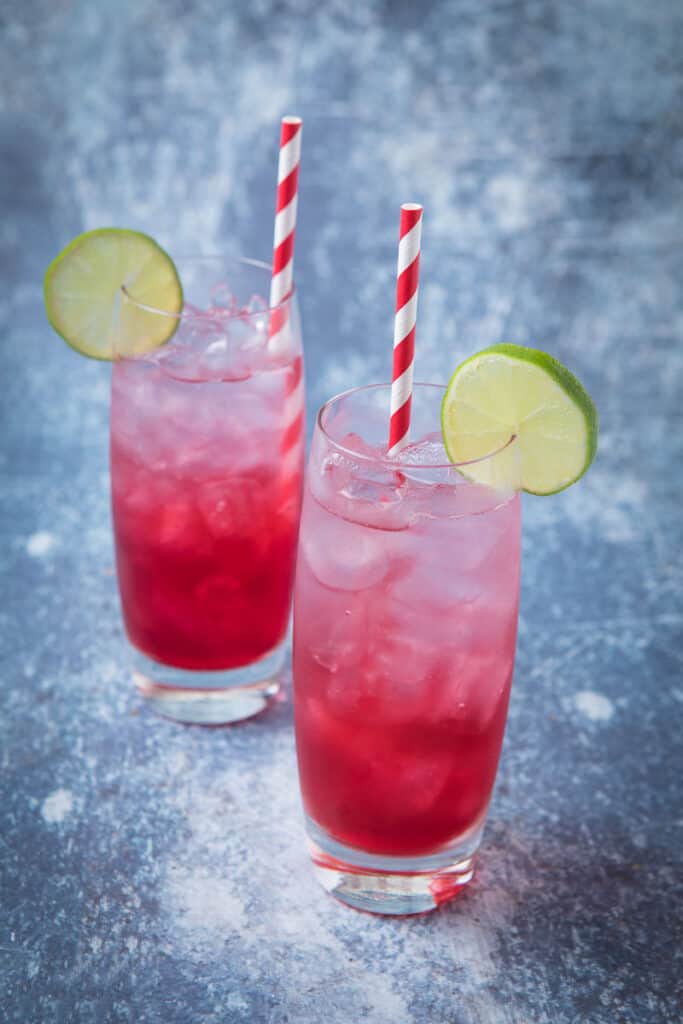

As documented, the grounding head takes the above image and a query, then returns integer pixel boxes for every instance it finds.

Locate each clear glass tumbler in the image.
[110,257,304,724]
[293,383,521,914]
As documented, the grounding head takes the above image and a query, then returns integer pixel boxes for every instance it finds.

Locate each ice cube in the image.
[311,449,412,532]
[412,482,463,519]
[340,465,402,502]
[155,317,227,380]
[157,500,202,551]
[230,313,269,354]
[310,603,367,677]
[204,338,228,357]
[364,620,461,727]
[309,451,355,511]
[394,433,452,484]
[209,282,239,311]
[301,513,387,591]
[197,337,251,381]
[388,544,484,609]
[446,650,512,731]
[444,504,513,572]
[195,477,269,554]
[242,293,269,316]
[153,337,198,376]
[338,432,384,460]
[196,481,236,536]
[395,433,447,464]
[380,750,454,816]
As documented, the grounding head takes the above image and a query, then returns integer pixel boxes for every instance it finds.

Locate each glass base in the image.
[131,642,286,725]
[305,815,482,915]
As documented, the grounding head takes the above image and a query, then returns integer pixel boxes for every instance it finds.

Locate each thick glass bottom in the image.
[305,815,482,915]
[130,642,286,724]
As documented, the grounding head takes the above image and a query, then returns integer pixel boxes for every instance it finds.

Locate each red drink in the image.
[111,360,303,671]
[293,384,521,912]
[295,486,518,856]
[110,258,304,722]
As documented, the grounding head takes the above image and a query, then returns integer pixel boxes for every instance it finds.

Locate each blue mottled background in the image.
[1,2,682,1022]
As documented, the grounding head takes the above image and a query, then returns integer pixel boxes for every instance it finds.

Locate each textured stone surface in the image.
[1,2,682,1021]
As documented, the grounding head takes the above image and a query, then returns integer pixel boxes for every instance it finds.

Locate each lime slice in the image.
[44,228,183,359]
[441,343,598,495]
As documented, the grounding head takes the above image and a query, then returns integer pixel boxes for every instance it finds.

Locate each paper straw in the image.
[388,203,422,456]
[269,115,302,350]
[268,116,304,477]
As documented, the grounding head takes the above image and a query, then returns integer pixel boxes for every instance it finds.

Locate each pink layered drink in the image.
[111,260,304,696]
[293,384,520,881]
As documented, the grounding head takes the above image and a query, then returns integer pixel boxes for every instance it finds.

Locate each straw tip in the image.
[282,114,303,125]
[401,202,423,213]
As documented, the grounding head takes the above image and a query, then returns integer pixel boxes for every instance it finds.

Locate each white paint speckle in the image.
[169,750,188,774]
[487,174,530,232]
[226,993,249,1012]
[41,788,74,823]
[100,659,120,683]
[26,531,56,558]
[165,867,247,952]
[575,690,615,722]
[362,972,412,1023]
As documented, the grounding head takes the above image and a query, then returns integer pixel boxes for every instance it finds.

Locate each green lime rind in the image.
[485,343,598,490]
[44,228,183,361]
[441,342,599,496]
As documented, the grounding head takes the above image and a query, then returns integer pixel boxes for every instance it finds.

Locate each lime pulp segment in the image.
[441,343,598,495]
[44,228,183,360]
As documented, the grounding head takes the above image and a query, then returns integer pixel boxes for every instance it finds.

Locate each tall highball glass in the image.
[293,383,520,914]
[110,257,304,724]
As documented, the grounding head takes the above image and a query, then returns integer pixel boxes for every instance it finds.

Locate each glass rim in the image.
[121,254,296,322]
[317,382,517,470]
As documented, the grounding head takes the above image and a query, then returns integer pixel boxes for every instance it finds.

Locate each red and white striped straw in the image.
[269,115,302,349]
[388,203,423,456]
